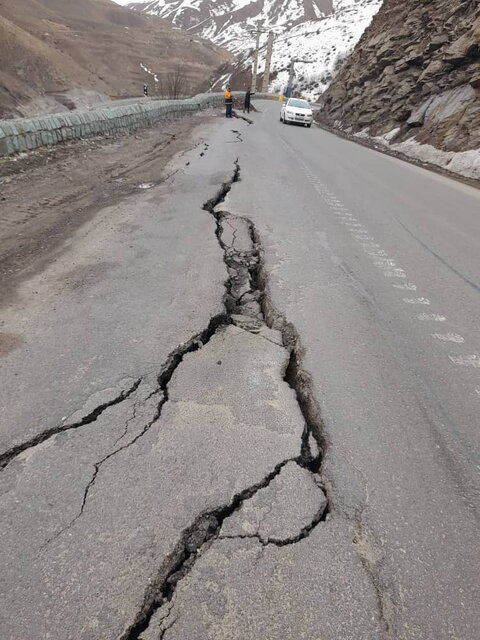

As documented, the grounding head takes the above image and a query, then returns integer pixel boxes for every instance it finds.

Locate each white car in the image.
[280,98,313,127]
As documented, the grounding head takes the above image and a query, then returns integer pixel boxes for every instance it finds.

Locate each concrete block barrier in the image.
[0,92,248,157]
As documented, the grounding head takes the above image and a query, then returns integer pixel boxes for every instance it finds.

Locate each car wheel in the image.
[307,124,312,128]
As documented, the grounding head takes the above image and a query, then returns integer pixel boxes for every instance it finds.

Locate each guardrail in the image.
[0,91,263,157]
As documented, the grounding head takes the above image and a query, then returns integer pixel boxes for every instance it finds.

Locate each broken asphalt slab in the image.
[220,460,327,544]
[140,521,382,640]
[0,322,306,640]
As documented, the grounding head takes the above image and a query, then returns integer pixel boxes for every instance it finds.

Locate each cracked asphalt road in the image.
[1,102,479,640]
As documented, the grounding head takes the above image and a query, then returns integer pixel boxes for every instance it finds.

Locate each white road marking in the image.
[418,313,446,321]
[283,142,477,385]
[449,355,480,368]
[403,298,430,305]
[393,283,417,291]
[432,333,465,343]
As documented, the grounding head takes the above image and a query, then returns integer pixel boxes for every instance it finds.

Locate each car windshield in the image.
[288,99,309,108]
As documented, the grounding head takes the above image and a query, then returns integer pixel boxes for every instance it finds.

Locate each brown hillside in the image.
[0,0,233,118]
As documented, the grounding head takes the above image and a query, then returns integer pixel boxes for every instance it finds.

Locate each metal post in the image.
[262,31,274,93]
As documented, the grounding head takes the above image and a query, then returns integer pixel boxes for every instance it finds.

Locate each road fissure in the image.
[120,161,331,639]
[0,378,142,469]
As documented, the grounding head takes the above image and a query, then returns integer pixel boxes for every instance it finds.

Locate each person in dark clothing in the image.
[243,89,255,113]
[224,86,233,118]
[143,84,148,97]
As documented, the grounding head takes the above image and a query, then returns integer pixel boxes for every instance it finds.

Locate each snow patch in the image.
[124,0,383,101]
[140,63,159,83]
[365,129,480,181]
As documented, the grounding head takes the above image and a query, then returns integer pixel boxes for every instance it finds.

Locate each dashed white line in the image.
[418,313,446,322]
[382,269,407,279]
[373,259,397,268]
[432,333,465,343]
[403,298,430,305]
[283,140,479,395]
[449,355,480,368]
[393,283,417,291]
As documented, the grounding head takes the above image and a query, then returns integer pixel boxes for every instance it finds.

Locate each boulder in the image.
[426,34,450,53]
[394,60,409,73]
[419,60,446,81]
[443,21,480,65]
[407,97,434,127]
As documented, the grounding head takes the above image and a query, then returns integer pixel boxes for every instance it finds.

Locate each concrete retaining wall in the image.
[0,91,255,157]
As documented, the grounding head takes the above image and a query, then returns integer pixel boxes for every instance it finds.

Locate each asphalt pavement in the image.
[0,103,479,640]
[224,100,480,640]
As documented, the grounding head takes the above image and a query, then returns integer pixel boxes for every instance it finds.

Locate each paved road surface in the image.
[225,101,480,640]
[0,102,478,640]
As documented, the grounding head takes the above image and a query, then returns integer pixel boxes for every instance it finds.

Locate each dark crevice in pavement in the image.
[243,179,392,638]
[121,458,297,640]
[39,392,163,552]
[204,163,328,476]
[0,379,142,470]
[227,129,243,143]
[218,462,328,548]
[40,312,229,550]
[1,305,226,474]
[233,111,253,125]
[113,399,140,447]
[122,161,331,640]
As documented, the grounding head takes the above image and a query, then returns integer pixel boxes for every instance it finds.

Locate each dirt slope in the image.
[0,0,232,118]
[317,0,480,152]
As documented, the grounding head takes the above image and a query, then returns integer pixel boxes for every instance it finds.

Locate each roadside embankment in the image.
[0,92,261,157]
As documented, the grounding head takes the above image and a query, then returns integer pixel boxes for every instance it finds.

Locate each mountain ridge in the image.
[0,0,231,118]
[124,0,382,99]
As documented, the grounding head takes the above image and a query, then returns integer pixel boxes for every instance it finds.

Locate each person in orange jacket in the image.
[224,86,233,118]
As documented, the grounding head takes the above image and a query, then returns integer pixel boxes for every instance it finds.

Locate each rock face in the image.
[318,0,480,152]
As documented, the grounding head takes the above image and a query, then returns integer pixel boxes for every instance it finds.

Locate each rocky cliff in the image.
[318,0,480,153]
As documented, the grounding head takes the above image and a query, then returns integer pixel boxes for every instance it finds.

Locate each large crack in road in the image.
[120,162,332,639]
[0,159,383,640]
[0,379,142,469]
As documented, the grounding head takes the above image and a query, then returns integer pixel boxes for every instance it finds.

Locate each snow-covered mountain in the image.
[122,0,383,99]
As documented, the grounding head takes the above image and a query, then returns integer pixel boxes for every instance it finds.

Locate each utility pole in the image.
[251,21,263,93]
[261,31,274,93]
